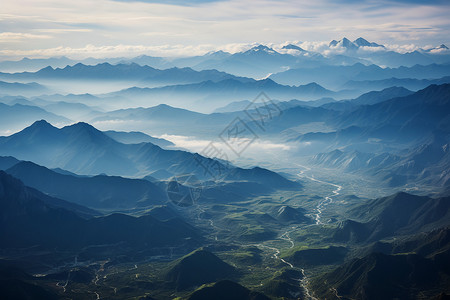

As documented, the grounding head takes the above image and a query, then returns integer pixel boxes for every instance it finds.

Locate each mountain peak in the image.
[330,37,384,49]
[71,62,87,68]
[22,120,59,135]
[152,103,184,112]
[353,37,385,48]
[282,44,305,52]
[164,248,235,291]
[245,45,278,55]
[342,38,357,49]
[154,103,172,109]
[257,78,278,86]
[37,66,54,73]
[329,39,339,47]
[30,119,53,128]
[61,122,112,141]
[354,37,369,44]
[66,121,97,130]
[329,38,357,50]
[205,50,230,57]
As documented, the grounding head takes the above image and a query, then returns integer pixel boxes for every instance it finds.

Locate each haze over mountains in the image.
[1,37,449,73]
[1,36,450,299]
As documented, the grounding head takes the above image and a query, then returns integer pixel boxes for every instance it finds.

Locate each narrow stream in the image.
[295,163,342,224]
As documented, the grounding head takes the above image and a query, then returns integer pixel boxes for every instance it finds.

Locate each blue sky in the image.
[1,0,449,59]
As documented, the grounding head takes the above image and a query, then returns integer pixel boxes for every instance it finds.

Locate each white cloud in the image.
[36,29,93,33]
[158,134,213,151]
[0,0,449,59]
[159,134,292,162]
[0,32,52,42]
[383,43,421,53]
[429,47,449,54]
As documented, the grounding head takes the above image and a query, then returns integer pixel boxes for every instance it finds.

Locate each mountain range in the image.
[0,171,201,251]
[270,63,450,91]
[333,192,450,243]
[314,225,450,300]
[0,120,300,190]
[0,81,48,96]
[1,35,450,300]
[105,78,334,112]
[4,160,167,210]
[0,63,253,87]
[0,102,70,133]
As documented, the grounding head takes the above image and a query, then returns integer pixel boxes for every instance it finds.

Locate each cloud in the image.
[112,0,224,5]
[0,0,449,59]
[158,134,212,152]
[383,43,421,53]
[0,43,222,59]
[0,32,52,42]
[36,29,93,33]
[159,134,293,164]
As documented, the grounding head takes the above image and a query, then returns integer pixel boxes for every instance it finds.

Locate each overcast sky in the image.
[1,0,449,59]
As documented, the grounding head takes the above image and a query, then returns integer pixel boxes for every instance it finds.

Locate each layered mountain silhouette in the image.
[333,192,450,243]
[311,131,450,188]
[1,35,450,300]
[0,156,20,170]
[0,63,252,85]
[303,84,450,189]
[312,251,449,300]
[0,80,48,96]
[104,130,174,147]
[1,37,448,77]
[92,103,206,129]
[269,63,450,90]
[0,120,300,188]
[332,84,450,139]
[0,103,69,133]
[5,160,167,210]
[313,210,450,299]
[106,78,334,111]
[343,75,450,92]
[0,171,200,250]
[322,86,413,111]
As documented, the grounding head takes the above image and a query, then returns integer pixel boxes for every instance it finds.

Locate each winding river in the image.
[295,163,342,224]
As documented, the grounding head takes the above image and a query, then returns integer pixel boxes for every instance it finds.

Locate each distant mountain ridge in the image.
[330,37,385,50]
[321,86,413,111]
[312,251,448,300]
[106,78,334,111]
[0,102,70,133]
[0,80,48,96]
[0,120,300,190]
[0,171,201,251]
[343,75,450,92]
[269,63,450,90]
[5,160,167,210]
[0,62,253,85]
[333,192,450,243]
[104,130,174,147]
[313,225,450,300]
